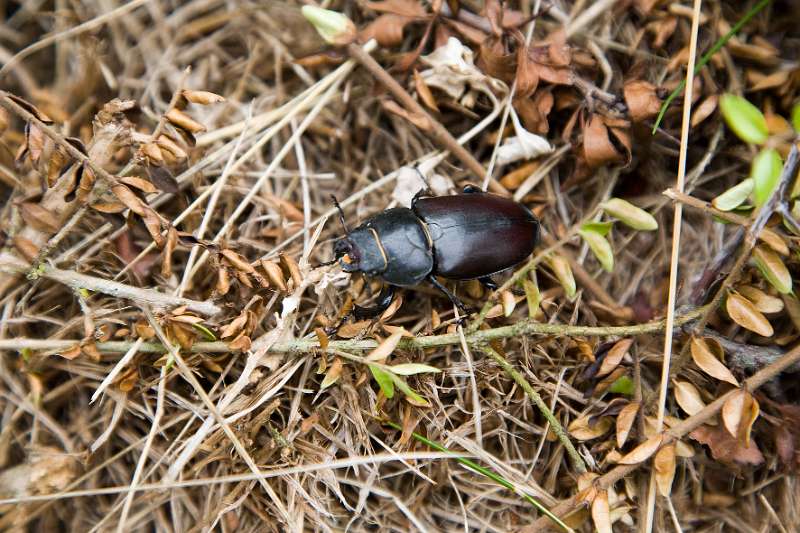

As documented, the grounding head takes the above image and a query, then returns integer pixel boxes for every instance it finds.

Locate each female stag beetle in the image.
[329,185,540,320]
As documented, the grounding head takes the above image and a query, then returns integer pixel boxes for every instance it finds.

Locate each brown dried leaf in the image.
[690,424,764,465]
[280,253,303,288]
[160,226,178,278]
[722,389,759,447]
[365,0,426,17]
[321,357,344,389]
[568,415,613,441]
[315,327,330,351]
[141,142,164,165]
[228,332,252,352]
[597,338,632,377]
[261,259,287,291]
[216,267,230,296]
[19,202,59,233]
[618,434,662,465]
[691,94,719,127]
[156,134,188,160]
[360,14,413,47]
[691,336,739,386]
[623,80,662,122]
[365,329,406,362]
[584,115,622,167]
[337,320,371,339]
[591,490,611,533]
[57,344,82,360]
[616,401,640,448]
[413,69,439,112]
[222,249,255,274]
[737,286,783,314]
[654,443,677,497]
[674,379,706,416]
[501,290,516,317]
[381,99,432,130]
[726,293,774,337]
[13,236,39,261]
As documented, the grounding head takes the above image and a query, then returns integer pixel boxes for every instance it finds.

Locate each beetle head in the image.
[333,237,361,273]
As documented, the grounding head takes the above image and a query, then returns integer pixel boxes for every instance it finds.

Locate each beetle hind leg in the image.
[428,276,470,317]
[478,276,498,291]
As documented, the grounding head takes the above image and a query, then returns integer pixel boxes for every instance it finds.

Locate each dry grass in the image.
[1,1,800,532]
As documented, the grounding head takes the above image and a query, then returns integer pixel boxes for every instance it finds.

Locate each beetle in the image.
[328,185,540,320]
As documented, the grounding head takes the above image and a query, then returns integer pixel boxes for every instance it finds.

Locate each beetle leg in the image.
[428,276,470,315]
[478,276,498,291]
[462,184,484,194]
[411,187,434,210]
[352,285,396,320]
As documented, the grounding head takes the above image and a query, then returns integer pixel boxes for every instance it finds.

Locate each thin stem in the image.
[651,0,772,133]
[482,345,586,474]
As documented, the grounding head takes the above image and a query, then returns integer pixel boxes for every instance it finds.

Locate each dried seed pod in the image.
[181,90,226,105]
[165,109,206,134]
[261,259,288,291]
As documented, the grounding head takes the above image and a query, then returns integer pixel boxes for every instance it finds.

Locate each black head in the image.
[333,236,360,273]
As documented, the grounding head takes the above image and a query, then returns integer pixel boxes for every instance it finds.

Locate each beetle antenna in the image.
[311,258,338,269]
[331,195,350,233]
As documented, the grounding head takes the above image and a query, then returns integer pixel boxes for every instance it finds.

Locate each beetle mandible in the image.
[330,185,540,320]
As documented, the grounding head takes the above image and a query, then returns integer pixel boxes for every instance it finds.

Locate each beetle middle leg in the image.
[428,275,470,317]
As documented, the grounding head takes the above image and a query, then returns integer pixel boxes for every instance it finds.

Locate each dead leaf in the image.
[591,490,611,533]
[280,253,303,288]
[160,226,178,278]
[261,259,287,291]
[726,292,774,337]
[598,338,632,377]
[690,424,764,465]
[119,176,157,194]
[584,114,623,167]
[654,443,677,497]
[222,249,255,274]
[722,389,759,447]
[382,99,432,130]
[690,337,739,386]
[413,69,439,112]
[616,401,640,448]
[182,90,226,105]
[19,202,59,233]
[365,329,406,362]
[737,286,783,314]
[674,379,706,416]
[691,94,719,127]
[321,357,344,389]
[568,415,613,441]
[165,109,206,134]
[624,80,662,122]
[315,327,330,351]
[619,435,662,465]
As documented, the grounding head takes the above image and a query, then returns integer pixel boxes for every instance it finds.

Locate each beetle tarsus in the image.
[478,276,498,291]
[428,275,469,315]
[352,284,396,320]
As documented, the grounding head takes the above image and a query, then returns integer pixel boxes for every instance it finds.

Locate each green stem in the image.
[651,0,772,134]
[382,420,574,533]
[482,345,587,474]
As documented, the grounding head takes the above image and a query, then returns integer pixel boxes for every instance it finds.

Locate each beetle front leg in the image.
[428,276,470,319]
[352,284,396,320]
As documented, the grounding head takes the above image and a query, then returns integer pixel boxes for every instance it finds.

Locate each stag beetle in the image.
[328,185,540,320]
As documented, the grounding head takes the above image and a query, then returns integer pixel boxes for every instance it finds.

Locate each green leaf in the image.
[523,277,541,319]
[578,227,614,272]
[608,375,634,396]
[387,372,430,406]
[300,5,356,46]
[753,245,792,294]
[791,101,800,132]
[600,198,658,230]
[751,148,783,207]
[369,364,395,399]
[192,323,217,341]
[712,178,754,211]
[389,363,441,375]
[720,94,768,145]
[548,254,576,299]
[580,221,614,236]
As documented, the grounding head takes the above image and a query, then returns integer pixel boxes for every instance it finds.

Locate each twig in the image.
[482,346,586,474]
[0,260,221,316]
[0,304,710,355]
[646,0,702,527]
[667,143,799,379]
[0,91,119,186]
[523,336,800,532]
[345,42,509,195]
